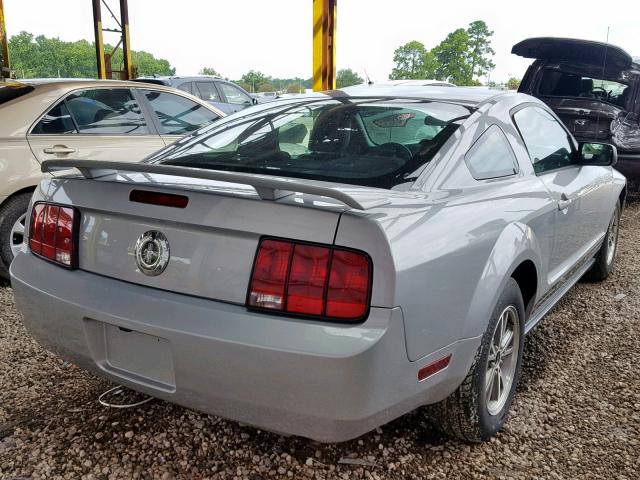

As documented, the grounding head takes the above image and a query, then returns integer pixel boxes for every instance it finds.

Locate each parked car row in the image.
[0,37,635,444]
[0,79,224,278]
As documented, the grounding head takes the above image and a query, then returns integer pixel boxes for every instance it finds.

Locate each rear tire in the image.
[426,278,525,442]
[583,202,620,282]
[0,193,32,280]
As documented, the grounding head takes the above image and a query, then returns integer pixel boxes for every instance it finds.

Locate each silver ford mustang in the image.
[10,86,625,443]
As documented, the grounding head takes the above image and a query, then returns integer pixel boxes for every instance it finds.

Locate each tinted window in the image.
[538,69,629,108]
[32,102,77,135]
[65,88,149,134]
[153,98,471,189]
[195,82,221,101]
[513,107,574,174]
[177,82,193,95]
[143,90,219,135]
[218,82,252,106]
[465,126,518,180]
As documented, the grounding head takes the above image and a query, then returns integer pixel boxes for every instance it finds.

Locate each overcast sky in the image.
[4,0,638,83]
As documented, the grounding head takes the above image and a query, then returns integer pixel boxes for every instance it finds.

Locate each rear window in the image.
[152,98,471,189]
[538,70,629,108]
[0,83,34,105]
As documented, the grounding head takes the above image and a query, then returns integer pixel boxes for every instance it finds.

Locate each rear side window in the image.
[32,102,77,134]
[0,84,34,105]
[177,82,193,95]
[195,82,221,102]
[465,126,518,180]
[218,82,253,106]
[65,88,149,134]
[143,90,219,135]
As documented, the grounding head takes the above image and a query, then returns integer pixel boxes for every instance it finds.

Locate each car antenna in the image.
[364,69,373,85]
[596,27,610,134]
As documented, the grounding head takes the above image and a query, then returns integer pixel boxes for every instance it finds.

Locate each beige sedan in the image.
[0,79,225,279]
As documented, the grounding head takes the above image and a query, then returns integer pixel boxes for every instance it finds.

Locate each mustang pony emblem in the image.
[134,231,170,276]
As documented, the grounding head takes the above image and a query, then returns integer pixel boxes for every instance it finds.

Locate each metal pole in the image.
[0,0,10,79]
[312,0,336,91]
[120,0,133,80]
[92,0,107,79]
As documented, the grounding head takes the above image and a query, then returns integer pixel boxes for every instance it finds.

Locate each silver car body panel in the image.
[11,88,626,441]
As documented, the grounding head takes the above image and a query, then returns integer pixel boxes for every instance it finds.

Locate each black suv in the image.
[133,76,257,115]
[513,37,640,180]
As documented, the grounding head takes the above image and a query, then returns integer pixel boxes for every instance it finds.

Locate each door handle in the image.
[43,145,76,154]
[558,193,572,210]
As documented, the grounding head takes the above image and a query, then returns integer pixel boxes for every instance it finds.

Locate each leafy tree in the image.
[286,83,302,94]
[433,28,473,85]
[258,82,275,93]
[390,41,429,80]
[506,77,521,90]
[466,20,495,80]
[336,68,363,88]
[240,70,271,93]
[199,67,220,76]
[8,31,174,78]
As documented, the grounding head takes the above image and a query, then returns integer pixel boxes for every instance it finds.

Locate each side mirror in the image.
[252,97,259,105]
[579,142,617,167]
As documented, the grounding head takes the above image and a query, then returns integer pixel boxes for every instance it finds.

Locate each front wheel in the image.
[426,278,525,442]
[583,202,620,282]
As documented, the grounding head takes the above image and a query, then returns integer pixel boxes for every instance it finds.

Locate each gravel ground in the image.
[1,198,639,480]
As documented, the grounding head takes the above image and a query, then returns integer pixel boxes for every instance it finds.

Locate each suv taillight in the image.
[247,238,372,322]
[29,203,78,268]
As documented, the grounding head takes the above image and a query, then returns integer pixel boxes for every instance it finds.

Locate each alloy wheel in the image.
[485,305,520,416]
[10,213,27,258]
[606,209,619,266]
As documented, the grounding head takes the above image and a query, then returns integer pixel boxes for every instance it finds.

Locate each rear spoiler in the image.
[41,160,390,211]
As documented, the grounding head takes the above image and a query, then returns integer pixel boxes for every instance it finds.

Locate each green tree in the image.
[506,77,521,90]
[466,20,495,80]
[199,67,220,76]
[286,83,302,94]
[240,70,271,93]
[258,82,275,92]
[433,28,473,85]
[8,31,174,78]
[390,41,430,80]
[336,68,363,88]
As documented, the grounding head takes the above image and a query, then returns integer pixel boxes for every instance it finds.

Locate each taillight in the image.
[29,202,78,268]
[247,238,372,322]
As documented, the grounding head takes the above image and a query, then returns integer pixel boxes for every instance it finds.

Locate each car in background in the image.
[11,86,624,443]
[133,75,258,114]
[0,79,224,280]
[513,37,640,180]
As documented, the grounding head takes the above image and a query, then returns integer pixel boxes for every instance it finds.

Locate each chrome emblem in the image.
[134,231,170,276]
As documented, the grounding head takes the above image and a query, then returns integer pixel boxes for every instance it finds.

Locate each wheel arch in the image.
[464,222,543,339]
[0,185,37,210]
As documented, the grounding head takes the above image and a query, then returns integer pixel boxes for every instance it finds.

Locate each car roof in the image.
[337,85,507,107]
[368,79,456,87]
[135,75,224,81]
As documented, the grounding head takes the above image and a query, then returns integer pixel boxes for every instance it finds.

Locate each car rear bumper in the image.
[11,252,480,442]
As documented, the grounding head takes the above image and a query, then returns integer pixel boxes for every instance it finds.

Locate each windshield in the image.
[152,97,471,189]
[0,83,34,105]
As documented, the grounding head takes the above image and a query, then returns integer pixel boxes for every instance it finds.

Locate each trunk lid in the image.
[45,174,345,305]
[512,37,633,69]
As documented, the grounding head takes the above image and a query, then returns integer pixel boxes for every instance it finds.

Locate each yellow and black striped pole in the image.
[92,0,107,79]
[312,0,336,91]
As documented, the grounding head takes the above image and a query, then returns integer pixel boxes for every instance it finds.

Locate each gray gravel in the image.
[1,197,639,480]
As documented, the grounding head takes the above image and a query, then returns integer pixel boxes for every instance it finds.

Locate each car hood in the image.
[512,37,633,70]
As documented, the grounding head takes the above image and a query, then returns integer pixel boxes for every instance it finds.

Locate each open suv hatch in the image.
[514,37,640,180]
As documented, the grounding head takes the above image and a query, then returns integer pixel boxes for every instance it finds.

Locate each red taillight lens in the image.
[29,203,78,268]
[248,238,371,322]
